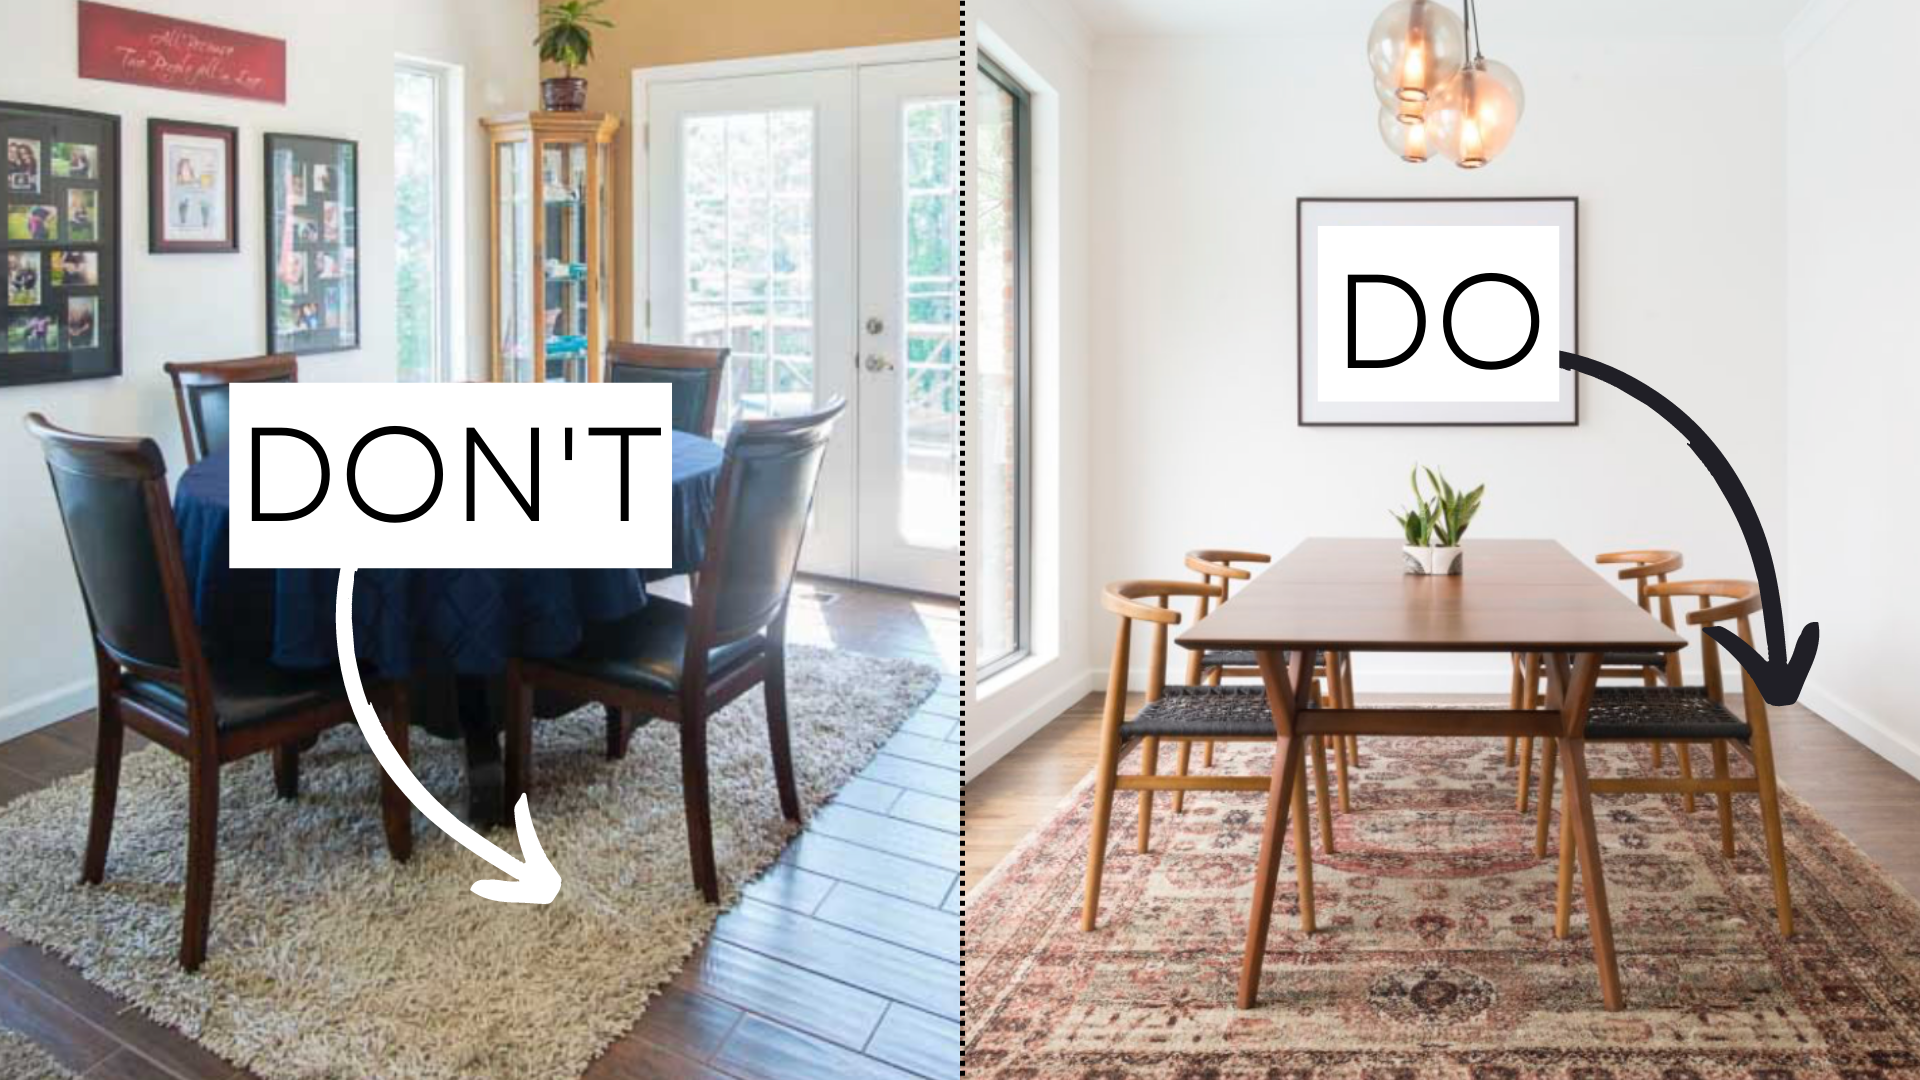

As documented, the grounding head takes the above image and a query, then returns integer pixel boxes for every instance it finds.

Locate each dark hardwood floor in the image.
[0,578,960,1080]
[967,687,1920,902]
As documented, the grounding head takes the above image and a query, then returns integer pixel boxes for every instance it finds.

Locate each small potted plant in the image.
[1392,465,1484,575]
[536,0,613,112]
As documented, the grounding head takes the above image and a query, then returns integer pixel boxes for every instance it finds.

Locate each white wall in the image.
[1786,0,1920,777]
[1083,33,1790,694]
[967,0,1096,776]
[0,0,537,741]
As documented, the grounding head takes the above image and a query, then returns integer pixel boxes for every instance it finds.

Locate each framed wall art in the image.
[1,101,120,388]
[264,132,358,356]
[1298,197,1578,426]
[149,119,237,253]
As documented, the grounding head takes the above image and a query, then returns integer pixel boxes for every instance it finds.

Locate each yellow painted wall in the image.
[540,0,958,339]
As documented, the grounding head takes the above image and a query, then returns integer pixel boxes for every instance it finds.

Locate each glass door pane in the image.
[497,139,533,383]
[542,141,589,382]
[681,109,816,439]
[900,98,959,550]
[394,66,439,382]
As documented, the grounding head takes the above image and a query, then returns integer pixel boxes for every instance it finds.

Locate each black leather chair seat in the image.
[1198,648,1321,670]
[1602,650,1671,669]
[1584,686,1750,742]
[123,662,345,732]
[548,599,762,695]
[1119,685,1289,740]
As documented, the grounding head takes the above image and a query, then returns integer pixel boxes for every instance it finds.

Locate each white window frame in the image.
[395,55,466,382]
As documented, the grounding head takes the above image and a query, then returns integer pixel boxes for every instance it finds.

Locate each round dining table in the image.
[172,430,726,681]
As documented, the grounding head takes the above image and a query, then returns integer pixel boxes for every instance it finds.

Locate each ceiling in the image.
[1066,0,1816,39]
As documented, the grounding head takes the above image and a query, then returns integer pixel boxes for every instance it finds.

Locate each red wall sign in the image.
[78,2,287,104]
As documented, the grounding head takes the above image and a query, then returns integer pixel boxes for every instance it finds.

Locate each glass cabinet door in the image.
[541,139,589,382]
[497,138,534,382]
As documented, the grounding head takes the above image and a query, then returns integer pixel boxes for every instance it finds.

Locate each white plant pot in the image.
[1402,544,1464,576]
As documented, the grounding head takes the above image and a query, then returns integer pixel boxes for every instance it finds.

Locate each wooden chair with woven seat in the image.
[607,342,730,438]
[25,413,414,971]
[1178,551,1356,844]
[1515,549,1692,834]
[1543,579,1793,939]
[162,354,298,464]
[1083,579,1319,934]
[502,401,845,903]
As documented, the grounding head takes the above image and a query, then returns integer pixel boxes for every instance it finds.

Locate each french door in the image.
[644,51,959,595]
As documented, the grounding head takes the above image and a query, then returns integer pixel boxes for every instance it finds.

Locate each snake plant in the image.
[1392,465,1484,547]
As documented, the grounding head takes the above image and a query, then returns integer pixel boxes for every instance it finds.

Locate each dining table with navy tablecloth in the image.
[172,429,725,690]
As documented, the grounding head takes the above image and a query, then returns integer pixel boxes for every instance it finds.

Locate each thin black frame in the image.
[0,100,122,388]
[1296,196,1580,427]
[974,52,1034,681]
[263,131,360,357]
[148,118,239,254]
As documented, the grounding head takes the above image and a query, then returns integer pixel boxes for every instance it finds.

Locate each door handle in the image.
[863,354,895,374]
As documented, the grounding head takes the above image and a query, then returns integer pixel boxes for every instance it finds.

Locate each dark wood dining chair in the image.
[502,400,846,903]
[1515,549,1690,822]
[1545,579,1793,939]
[162,354,298,465]
[25,414,412,971]
[1083,579,1319,934]
[607,342,730,438]
[1179,551,1356,839]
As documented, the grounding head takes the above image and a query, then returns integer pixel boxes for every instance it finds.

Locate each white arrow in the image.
[334,567,562,904]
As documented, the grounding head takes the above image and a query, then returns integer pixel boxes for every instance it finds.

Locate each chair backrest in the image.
[164,354,298,464]
[1101,580,1222,706]
[1183,549,1271,683]
[1596,549,1684,627]
[1646,579,1764,716]
[607,343,730,439]
[693,399,847,650]
[24,414,209,706]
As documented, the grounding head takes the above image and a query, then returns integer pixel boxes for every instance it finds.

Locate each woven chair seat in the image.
[1584,686,1750,742]
[1120,685,1284,740]
[1198,648,1323,670]
[1601,650,1672,670]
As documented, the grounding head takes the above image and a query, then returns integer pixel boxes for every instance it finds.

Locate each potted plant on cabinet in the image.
[536,0,613,112]
[1393,465,1484,575]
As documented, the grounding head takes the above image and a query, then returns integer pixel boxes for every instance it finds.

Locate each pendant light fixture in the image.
[1370,0,1524,168]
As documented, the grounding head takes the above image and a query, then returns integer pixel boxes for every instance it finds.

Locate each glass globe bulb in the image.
[1428,58,1525,168]
[1367,0,1466,104]
[1374,79,1428,125]
[1378,104,1432,163]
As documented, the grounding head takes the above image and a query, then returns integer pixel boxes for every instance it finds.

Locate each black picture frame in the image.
[1,101,121,388]
[264,132,359,356]
[149,118,238,254]
[1296,196,1580,427]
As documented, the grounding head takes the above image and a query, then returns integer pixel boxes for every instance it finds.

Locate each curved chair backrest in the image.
[24,414,210,716]
[1184,550,1270,683]
[1102,580,1221,703]
[607,342,730,439]
[164,355,298,465]
[696,399,847,649]
[1596,549,1684,626]
[1646,579,1763,708]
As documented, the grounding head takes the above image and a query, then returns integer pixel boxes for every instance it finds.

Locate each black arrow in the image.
[1559,350,1816,706]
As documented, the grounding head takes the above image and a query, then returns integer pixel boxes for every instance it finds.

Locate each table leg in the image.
[1559,736,1623,1010]
[1309,736,1335,853]
[1239,734,1305,1010]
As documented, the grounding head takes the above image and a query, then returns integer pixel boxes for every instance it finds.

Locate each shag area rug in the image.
[0,645,939,1080]
[968,735,1920,1078]
[0,1030,74,1080]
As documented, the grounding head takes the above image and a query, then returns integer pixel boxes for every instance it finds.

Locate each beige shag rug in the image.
[0,1030,74,1080]
[0,645,939,1080]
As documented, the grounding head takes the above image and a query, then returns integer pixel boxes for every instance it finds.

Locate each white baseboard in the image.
[1799,680,1920,784]
[0,678,92,746]
[967,669,1097,780]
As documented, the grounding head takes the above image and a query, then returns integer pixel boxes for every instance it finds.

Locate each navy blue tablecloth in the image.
[174,431,724,680]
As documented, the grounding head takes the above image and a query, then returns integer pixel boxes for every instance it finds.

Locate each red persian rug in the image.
[966,736,1920,1078]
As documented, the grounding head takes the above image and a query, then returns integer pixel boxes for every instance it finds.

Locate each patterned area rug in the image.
[0,1030,74,1080]
[0,646,939,1080]
[968,735,1920,1077]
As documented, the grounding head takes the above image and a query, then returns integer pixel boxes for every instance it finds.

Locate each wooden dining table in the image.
[1176,538,1687,1011]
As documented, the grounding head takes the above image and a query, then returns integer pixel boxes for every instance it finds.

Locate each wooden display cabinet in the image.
[483,111,619,382]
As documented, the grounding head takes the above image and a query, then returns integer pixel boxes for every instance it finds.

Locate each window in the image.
[395,59,457,381]
[902,97,961,551]
[969,55,1030,677]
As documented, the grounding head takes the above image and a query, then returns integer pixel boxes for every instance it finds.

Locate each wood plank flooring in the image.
[0,578,960,1080]
[966,687,1920,902]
